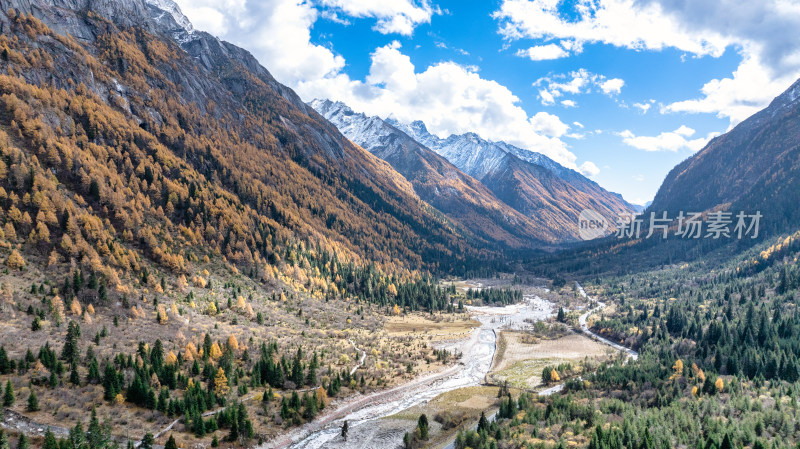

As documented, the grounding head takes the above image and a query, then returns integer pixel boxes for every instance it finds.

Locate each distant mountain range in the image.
[534,75,800,277]
[312,99,634,244]
[308,99,551,249]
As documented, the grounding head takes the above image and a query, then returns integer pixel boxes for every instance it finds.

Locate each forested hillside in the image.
[461,230,800,449]
[0,0,505,282]
[0,2,494,447]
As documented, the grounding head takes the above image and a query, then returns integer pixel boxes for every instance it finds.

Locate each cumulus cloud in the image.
[516,43,569,60]
[529,111,570,137]
[319,0,437,35]
[534,69,624,105]
[618,126,715,152]
[173,0,587,168]
[660,51,798,126]
[632,101,652,114]
[299,42,578,167]
[494,0,729,57]
[174,0,345,86]
[600,78,625,95]
[578,161,600,177]
[560,99,576,108]
[493,0,800,125]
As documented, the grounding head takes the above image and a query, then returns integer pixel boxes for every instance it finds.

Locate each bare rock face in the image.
[0,0,153,38]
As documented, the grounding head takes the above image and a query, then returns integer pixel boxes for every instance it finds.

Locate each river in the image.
[266,295,554,449]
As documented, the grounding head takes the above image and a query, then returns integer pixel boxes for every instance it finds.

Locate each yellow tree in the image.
[227,334,239,352]
[209,342,223,360]
[157,305,168,324]
[70,298,82,316]
[213,368,230,396]
[5,249,25,269]
[715,378,724,392]
[549,369,561,383]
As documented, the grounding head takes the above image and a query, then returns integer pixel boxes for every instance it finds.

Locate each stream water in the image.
[280,295,554,449]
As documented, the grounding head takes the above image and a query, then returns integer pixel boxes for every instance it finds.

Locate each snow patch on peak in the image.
[788,81,800,104]
[310,99,353,117]
[145,0,197,43]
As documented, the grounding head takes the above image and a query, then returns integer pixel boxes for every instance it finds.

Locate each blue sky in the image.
[173,0,800,205]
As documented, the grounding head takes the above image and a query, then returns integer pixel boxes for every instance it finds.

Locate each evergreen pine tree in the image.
[15,434,27,449]
[42,431,57,449]
[2,381,13,406]
[26,389,38,412]
[140,433,154,449]
[164,435,177,449]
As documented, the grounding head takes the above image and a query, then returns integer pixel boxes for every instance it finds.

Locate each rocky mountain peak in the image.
[0,0,196,44]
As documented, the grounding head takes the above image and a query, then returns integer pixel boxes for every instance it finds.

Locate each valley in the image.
[0,1,799,449]
[270,280,632,449]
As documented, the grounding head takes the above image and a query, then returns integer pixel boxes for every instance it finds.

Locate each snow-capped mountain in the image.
[389,118,611,190]
[310,99,555,247]
[313,99,635,243]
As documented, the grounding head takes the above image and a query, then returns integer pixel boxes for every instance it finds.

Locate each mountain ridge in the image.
[324,101,634,242]
[648,76,800,237]
[311,98,555,248]
[0,0,509,279]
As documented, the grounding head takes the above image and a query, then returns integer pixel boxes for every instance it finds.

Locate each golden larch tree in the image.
[213,368,230,396]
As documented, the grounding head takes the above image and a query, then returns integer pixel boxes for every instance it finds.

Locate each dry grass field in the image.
[387,386,500,449]
[385,313,480,341]
[487,331,612,390]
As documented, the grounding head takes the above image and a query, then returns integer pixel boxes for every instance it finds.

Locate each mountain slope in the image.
[649,78,800,236]
[0,0,504,274]
[311,99,553,248]
[388,119,635,241]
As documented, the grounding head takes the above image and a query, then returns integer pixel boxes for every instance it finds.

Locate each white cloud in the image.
[578,161,600,177]
[320,0,437,35]
[174,0,345,86]
[175,4,228,35]
[534,69,624,105]
[516,43,569,60]
[493,0,800,125]
[529,111,570,137]
[600,78,624,95]
[494,0,728,58]
[173,0,587,169]
[618,126,713,152]
[661,51,799,126]
[560,99,576,108]
[632,102,651,114]
[298,42,579,167]
[538,89,556,106]
[320,9,351,25]
[673,125,695,137]
[572,121,584,128]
